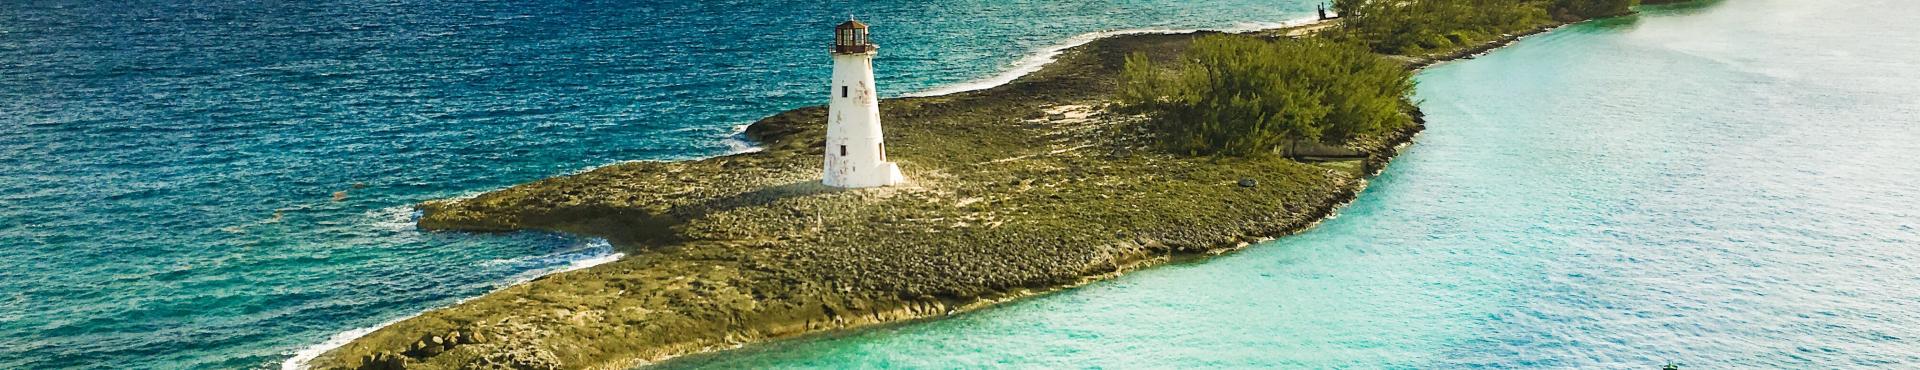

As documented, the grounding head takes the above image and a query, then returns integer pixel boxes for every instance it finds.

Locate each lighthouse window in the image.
[842,86,849,98]
[839,145,847,156]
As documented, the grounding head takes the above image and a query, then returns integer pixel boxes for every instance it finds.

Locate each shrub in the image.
[1118,35,1415,157]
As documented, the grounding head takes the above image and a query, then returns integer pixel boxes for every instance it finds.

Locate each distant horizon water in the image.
[0,1,1320,368]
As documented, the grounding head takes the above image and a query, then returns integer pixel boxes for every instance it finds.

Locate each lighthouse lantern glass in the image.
[835,23,870,53]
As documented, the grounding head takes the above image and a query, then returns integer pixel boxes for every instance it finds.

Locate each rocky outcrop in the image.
[304,26,1437,370]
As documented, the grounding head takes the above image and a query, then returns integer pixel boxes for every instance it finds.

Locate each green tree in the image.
[1118,35,1414,158]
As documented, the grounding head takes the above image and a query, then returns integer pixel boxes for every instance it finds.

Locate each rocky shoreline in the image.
[303,17,1563,370]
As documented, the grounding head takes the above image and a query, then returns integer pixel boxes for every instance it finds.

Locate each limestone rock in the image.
[356,351,407,370]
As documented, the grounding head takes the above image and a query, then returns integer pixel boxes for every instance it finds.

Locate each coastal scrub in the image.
[1328,0,1636,55]
[1118,36,1415,158]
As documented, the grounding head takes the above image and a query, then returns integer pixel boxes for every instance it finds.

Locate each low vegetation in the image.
[1117,36,1415,157]
[1329,0,1637,55]
[1117,0,1645,157]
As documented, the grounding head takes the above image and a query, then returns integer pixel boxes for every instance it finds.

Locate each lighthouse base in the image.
[824,162,904,189]
[881,163,905,185]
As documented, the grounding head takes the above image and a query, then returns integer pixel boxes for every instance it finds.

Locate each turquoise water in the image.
[0,1,1319,368]
[657,1,1920,368]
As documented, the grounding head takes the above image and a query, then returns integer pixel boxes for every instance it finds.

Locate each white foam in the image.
[362,204,423,232]
[280,239,623,370]
[556,242,623,273]
[904,18,1317,98]
[436,187,498,202]
[496,239,622,283]
[718,123,766,156]
[281,316,406,370]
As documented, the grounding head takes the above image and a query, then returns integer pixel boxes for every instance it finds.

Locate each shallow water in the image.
[0,1,1317,368]
[655,1,1920,368]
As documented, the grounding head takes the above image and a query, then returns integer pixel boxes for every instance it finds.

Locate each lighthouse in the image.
[822,18,905,188]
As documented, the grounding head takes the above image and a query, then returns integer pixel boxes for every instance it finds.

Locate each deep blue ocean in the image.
[0,1,1316,368]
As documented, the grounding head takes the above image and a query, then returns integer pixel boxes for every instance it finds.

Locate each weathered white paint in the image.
[823,34,904,188]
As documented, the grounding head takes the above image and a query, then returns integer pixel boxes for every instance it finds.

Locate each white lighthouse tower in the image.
[822,18,905,188]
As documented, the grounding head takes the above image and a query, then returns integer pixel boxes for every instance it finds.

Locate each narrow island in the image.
[306,1,1645,369]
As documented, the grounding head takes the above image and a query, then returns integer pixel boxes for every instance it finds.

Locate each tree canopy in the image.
[1118,0,1640,157]
[1118,36,1415,157]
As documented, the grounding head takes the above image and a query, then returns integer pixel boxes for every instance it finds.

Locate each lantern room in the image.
[834,19,874,54]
